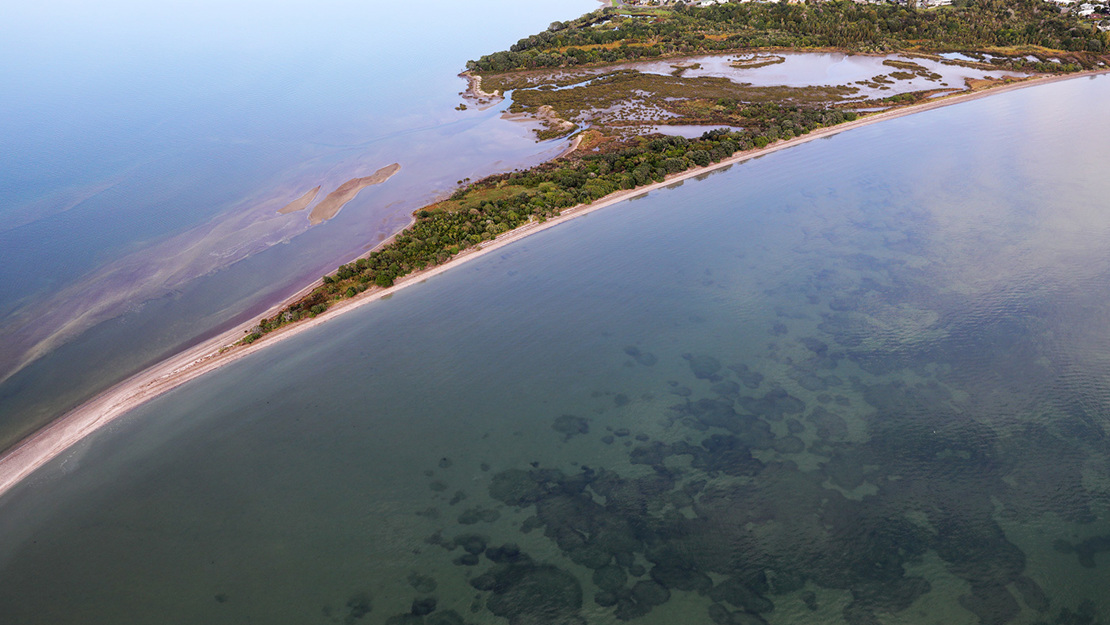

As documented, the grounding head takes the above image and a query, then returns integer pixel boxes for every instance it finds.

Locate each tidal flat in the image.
[483,51,1030,138]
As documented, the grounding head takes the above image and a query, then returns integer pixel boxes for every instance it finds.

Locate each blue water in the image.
[0,0,600,450]
[1,75,1108,625]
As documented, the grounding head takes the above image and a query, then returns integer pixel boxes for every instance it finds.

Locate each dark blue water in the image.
[1,76,1108,625]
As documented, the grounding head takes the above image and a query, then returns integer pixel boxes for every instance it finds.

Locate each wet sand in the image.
[277,186,321,215]
[1,69,1105,501]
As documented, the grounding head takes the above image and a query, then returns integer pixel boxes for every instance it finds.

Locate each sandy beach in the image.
[0,69,1105,501]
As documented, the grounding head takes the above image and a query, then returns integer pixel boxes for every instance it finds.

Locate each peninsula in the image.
[1,0,1108,499]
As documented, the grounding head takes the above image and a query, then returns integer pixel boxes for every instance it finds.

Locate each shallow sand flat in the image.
[0,69,1104,501]
[308,164,401,225]
[277,186,321,215]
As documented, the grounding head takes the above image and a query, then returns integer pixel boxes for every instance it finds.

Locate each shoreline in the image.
[0,68,1105,501]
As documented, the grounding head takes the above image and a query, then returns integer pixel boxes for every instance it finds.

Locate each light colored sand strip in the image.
[277,186,321,215]
[0,70,1105,502]
[309,164,401,225]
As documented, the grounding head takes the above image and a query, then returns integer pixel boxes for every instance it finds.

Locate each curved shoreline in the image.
[0,69,1104,501]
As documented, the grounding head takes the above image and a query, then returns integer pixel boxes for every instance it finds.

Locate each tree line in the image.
[468,0,1109,73]
[243,106,858,343]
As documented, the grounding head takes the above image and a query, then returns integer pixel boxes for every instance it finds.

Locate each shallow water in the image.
[628,52,1026,99]
[1,76,1109,625]
[0,0,599,451]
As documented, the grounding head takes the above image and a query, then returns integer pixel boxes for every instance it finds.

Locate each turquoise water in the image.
[1,76,1109,625]
[0,0,598,451]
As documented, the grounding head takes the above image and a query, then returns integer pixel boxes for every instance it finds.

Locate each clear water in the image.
[0,0,599,451]
[1,75,1109,625]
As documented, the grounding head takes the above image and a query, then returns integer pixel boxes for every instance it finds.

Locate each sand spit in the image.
[460,72,506,111]
[277,186,321,215]
[0,70,1105,502]
[308,164,401,225]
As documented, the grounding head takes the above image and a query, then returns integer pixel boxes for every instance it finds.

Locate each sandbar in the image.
[0,69,1105,502]
[309,164,401,225]
[277,186,321,215]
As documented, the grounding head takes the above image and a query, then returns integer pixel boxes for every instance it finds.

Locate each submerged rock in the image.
[408,572,437,594]
[631,580,670,606]
[729,364,764,389]
[801,591,818,611]
[623,346,658,366]
[709,577,774,613]
[345,592,373,620]
[806,407,849,440]
[426,610,465,625]
[685,353,723,380]
[708,603,770,625]
[592,564,628,592]
[553,415,590,440]
[712,381,741,396]
[692,434,765,477]
[486,543,524,563]
[799,336,828,354]
[411,598,437,616]
[738,388,805,421]
[771,435,805,454]
[457,507,500,525]
[1012,576,1049,613]
[455,534,488,555]
[648,563,712,594]
[594,590,618,607]
[481,563,584,625]
[489,469,548,506]
[958,581,1021,625]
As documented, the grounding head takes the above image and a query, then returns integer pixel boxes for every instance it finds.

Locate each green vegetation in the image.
[246,106,858,344]
[239,0,1110,347]
[469,0,1109,72]
[498,70,858,137]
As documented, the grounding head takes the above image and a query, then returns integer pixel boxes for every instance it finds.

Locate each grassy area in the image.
[502,69,858,138]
